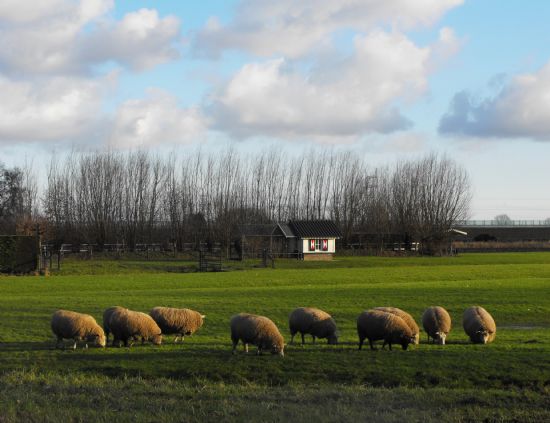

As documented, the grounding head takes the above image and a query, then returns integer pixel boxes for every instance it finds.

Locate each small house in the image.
[286,220,342,260]
[238,220,342,260]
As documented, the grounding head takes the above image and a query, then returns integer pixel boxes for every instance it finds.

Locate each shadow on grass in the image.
[0,341,57,351]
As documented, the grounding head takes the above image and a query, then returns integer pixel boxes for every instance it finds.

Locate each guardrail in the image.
[456,220,550,227]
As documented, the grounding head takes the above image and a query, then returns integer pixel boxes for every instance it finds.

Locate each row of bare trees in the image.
[0,161,38,234]
[39,148,470,254]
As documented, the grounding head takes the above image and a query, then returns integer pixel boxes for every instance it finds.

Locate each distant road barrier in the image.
[457,220,550,227]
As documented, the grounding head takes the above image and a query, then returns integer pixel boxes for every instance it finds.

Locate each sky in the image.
[1,0,550,220]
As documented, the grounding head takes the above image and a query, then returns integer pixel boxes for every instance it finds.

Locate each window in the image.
[309,239,329,252]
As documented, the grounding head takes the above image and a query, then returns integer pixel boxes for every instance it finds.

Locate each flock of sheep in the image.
[50,304,497,356]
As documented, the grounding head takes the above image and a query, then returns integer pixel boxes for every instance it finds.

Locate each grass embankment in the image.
[1,253,549,422]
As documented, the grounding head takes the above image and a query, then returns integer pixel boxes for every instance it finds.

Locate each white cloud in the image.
[195,0,463,58]
[439,61,550,140]
[429,27,462,70]
[109,89,208,148]
[0,1,181,75]
[0,1,186,147]
[0,74,111,144]
[211,30,433,141]
[0,0,110,24]
[79,9,181,71]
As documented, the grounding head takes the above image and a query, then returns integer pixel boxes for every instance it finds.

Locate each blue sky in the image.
[1,0,550,219]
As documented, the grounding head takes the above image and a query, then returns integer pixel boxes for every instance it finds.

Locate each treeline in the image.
[38,148,470,254]
[0,161,37,235]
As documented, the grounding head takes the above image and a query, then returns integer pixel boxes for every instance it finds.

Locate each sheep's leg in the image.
[301,333,305,345]
[72,339,78,350]
[257,347,262,356]
[312,335,316,344]
[231,339,239,354]
[244,343,249,353]
[382,340,387,350]
[369,339,376,351]
[290,333,295,345]
[180,335,185,343]
[358,337,364,350]
[173,335,180,343]
[55,337,63,349]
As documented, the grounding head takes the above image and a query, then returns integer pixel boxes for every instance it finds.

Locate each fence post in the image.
[35,224,41,273]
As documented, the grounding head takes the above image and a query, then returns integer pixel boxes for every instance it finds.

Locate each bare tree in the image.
[494,214,512,225]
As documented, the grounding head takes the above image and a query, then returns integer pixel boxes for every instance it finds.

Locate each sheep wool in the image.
[103,306,126,343]
[374,306,420,344]
[357,309,415,351]
[422,306,452,345]
[288,307,338,345]
[149,306,205,342]
[51,309,106,349]
[230,313,285,356]
[109,308,162,347]
[463,306,496,344]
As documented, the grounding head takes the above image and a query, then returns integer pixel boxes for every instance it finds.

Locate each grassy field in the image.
[1,253,549,422]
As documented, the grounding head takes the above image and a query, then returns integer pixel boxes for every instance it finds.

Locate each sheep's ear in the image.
[201,315,206,319]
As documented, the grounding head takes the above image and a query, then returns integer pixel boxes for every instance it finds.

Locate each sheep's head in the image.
[327,333,339,345]
[150,334,163,345]
[87,333,106,347]
[97,334,106,347]
[270,343,284,357]
[399,334,415,350]
[473,329,489,344]
[435,332,447,345]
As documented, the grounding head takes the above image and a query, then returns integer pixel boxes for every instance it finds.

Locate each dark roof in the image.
[277,223,296,238]
[289,220,342,239]
[239,224,277,237]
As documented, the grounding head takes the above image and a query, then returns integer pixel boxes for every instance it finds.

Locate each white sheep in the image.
[422,306,452,344]
[149,306,205,343]
[288,307,338,345]
[463,306,496,344]
[374,306,420,345]
[51,310,106,349]
[357,309,415,351]
[109,308,162,347]
[230,313,285,356]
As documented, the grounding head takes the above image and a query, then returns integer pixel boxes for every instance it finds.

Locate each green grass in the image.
[1,252,550,422]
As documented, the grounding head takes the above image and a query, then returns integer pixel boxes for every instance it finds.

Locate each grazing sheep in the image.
[463,306,496,344]
[149,306,205,343]
[51,310,106,349]
[374,306,420,345]
[230,313,285,356]
[109,308,162,347]
[422,306,452,345]
[288,307,338,345]
[357,310,416,351]
[103,306,126,343]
